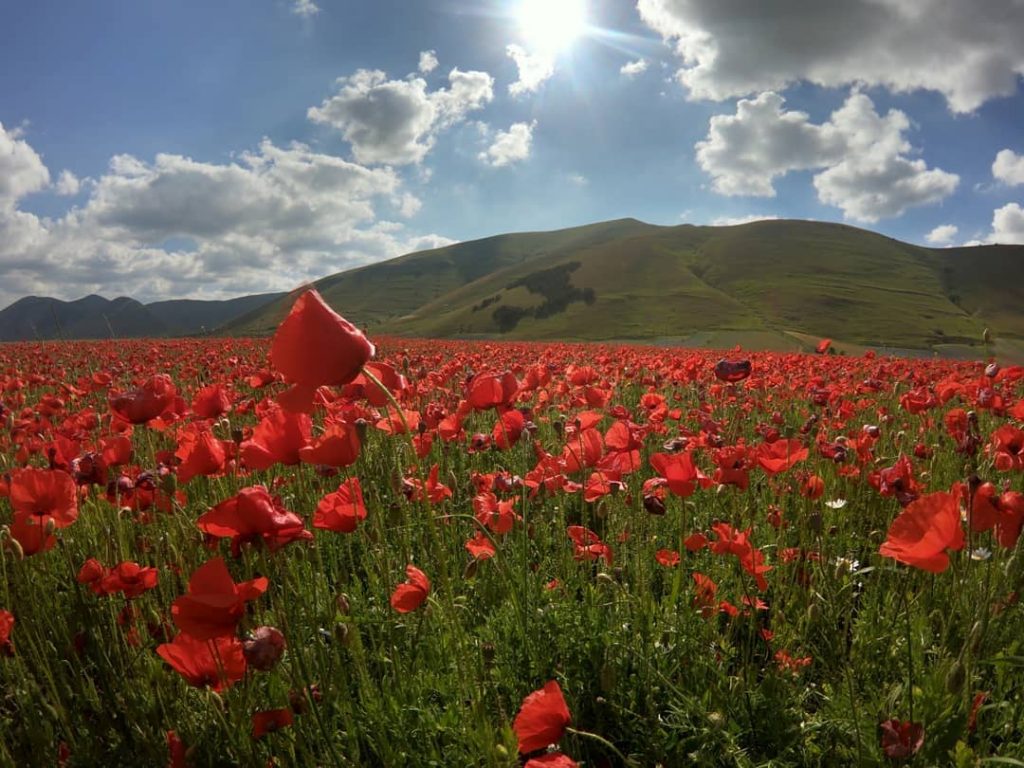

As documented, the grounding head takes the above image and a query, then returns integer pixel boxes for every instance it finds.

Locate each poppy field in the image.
[2,291,1024,767]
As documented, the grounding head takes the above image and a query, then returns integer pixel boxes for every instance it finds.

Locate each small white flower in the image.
[971,547,992,561]
[825,498,847,509]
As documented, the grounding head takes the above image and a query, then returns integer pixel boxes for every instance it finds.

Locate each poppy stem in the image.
[903,573,915,724]
[565,725,635,765]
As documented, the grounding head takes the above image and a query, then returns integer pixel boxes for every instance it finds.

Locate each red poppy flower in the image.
[513,680,571,754]
[566,526,613,565]
[175,426,228,484]
[192,384,232,420]
[714,358,752,383]
[101,561,159,599]
[8,514,57,556]
[167,730,187,768]
[171,556,268,640]
[879,491,965,573]
[252,708,293,739]
[9,467,78,528]
[298,421,361,468]
[0,610,14,656]
[156,633,246,691]
[269,289,374,410]
[239,406,312,470]
[197,486,312,556]
[755,439,808,475]
[242,626,287,672]
[390,564,430,613]
[525,754,578,768]
[879,719,924,759]
[109,374,178,424]
[466,371,519,411]
[465,531,497,560]
[313,478,368,533]
[655,548,680,567]
[815,338,832,354]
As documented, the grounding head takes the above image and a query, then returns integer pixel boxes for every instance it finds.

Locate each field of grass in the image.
[2,295,1024,765]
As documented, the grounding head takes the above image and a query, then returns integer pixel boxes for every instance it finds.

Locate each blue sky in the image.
[1,0,1023,306]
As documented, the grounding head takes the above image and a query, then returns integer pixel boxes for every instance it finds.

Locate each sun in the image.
[516,0,588,54]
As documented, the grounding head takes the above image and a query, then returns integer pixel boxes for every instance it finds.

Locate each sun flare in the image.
[515,0,588,53]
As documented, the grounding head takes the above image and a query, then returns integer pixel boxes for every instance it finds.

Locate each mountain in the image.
[0,293,283,341]
[222,218,1024,359]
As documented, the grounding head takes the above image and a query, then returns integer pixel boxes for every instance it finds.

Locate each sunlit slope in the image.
[223,218,1024,352]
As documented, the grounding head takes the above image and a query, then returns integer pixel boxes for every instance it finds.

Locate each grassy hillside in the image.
[0,293,283,341]
[222,218,1024,355]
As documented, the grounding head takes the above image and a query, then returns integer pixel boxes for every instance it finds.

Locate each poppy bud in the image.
[231,428,244,445]
[481,642,496,668]
[945,660,965,695]
[969,621,984,654]
[5,537,24,560]
[985,362,999,378]
[643,494,666,516]
[242,626,287,672]
[336,593,351,615]
[334,623,353,647]
[806,602,822,624]
[599,664,616,693]
[463,559,479,580]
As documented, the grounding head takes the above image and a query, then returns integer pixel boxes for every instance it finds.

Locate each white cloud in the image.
[567,173,588,186]
[396,192,422,218]
[711,214,780,226]
[925,224,958,245]
[308,68,494,165]
[637,0,1024,112]
[418,50,439,74]
[0,122,50,208]
[0,132,455,308]
[292,0,319,18]
[696,90,959,221]
[989,203,1024,244]
[479,121,537,168]
[620,59,649,78]
[506,45,555,96]
[993,149,1024,186]
[54,170,81,196]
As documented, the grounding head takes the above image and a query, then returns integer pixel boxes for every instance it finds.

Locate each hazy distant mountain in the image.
[222,218,1024,359]
[0,293,283,341]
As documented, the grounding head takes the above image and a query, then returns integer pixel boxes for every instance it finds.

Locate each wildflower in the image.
[313,478,368,533]
[390,565,430,613]
[171,557,268,639]
[513,680,571,754]
[879,491,965,573]
[156,633,246,691]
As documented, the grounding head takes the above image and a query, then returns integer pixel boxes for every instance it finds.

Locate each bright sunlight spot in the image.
[516,0,588,53]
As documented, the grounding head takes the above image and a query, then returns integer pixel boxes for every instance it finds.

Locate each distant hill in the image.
[0,293,282,341]
[222,218,1024,359]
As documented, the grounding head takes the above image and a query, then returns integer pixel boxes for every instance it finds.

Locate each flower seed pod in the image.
[945,660,966,695]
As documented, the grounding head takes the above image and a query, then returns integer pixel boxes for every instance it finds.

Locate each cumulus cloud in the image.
[506,45,555,96]
[418,50,439,74]
[479,121,537,167]
[0,131,455,308]
[988,203,1024,244]
[308,68,494,165]
[292,0,319,18]
[925,224,958,246]
[620,59,649,78]
[54,170,81,196]
[993,149,1024,186]
[696,90,959,221]
[0,122,50,208]
[637,0,1024,112]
